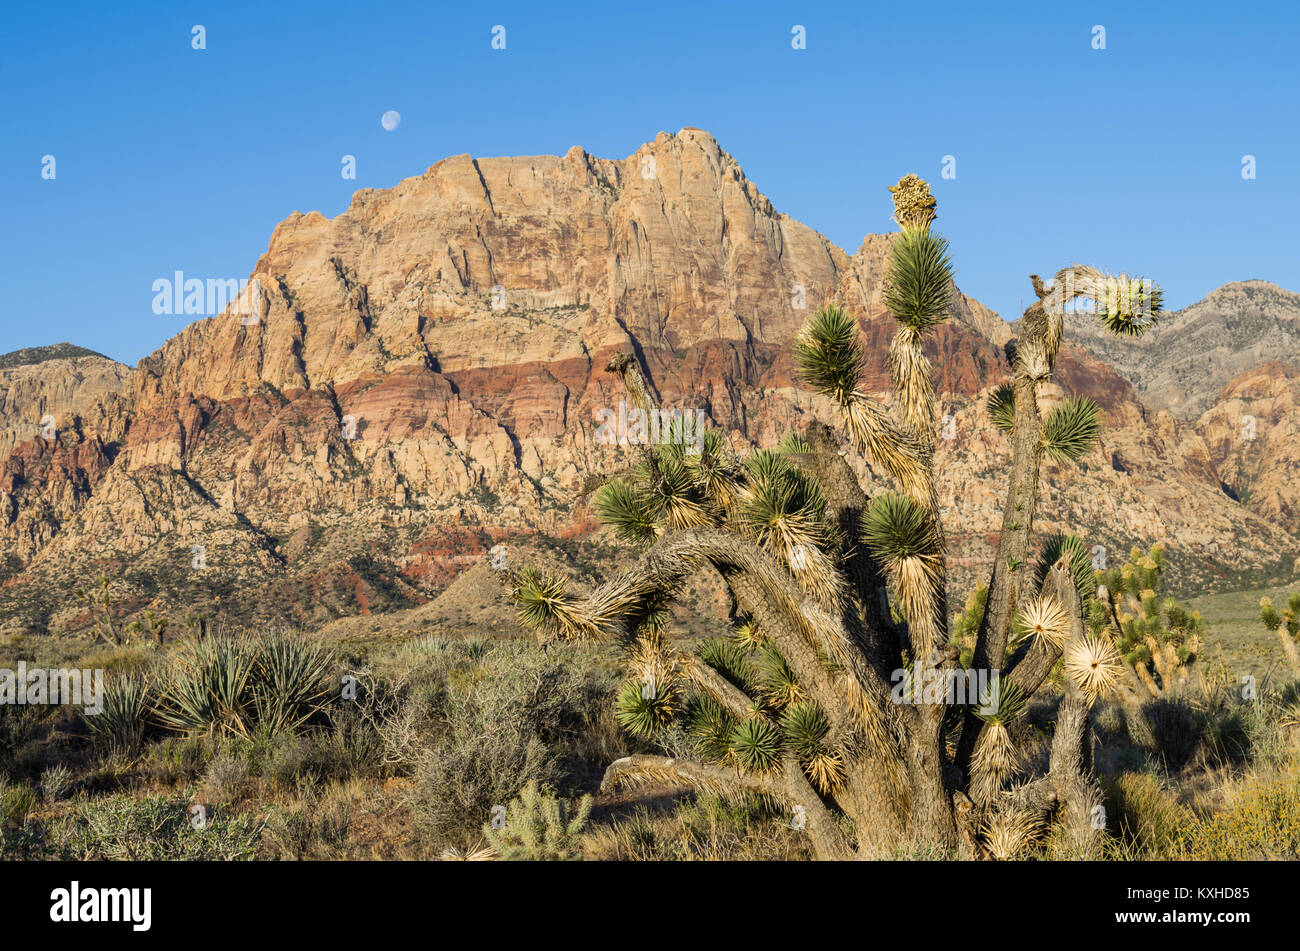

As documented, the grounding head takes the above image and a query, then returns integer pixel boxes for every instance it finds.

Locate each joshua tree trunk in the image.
[1277,626,1300,675]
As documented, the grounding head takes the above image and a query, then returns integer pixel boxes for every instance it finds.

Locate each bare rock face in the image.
[0,349,130,463]
[1196,362,1300,537]
[1,130,1296,634]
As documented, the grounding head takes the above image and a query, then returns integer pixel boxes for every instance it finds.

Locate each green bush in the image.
[1185,765,1300,859]
[0,777,37,828]
[395,639,612,852]
[50,793,263,860]
[1102,772,1194,857]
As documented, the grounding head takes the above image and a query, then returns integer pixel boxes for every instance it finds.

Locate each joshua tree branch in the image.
[681,654,758,720]
[789,421,900,674]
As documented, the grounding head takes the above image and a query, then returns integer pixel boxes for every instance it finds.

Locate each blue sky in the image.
[3,0,1297,365]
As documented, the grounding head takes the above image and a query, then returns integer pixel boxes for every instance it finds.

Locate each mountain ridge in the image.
[1,129,1295,636]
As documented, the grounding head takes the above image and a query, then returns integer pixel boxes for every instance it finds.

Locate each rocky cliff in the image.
[2,130,1296,636]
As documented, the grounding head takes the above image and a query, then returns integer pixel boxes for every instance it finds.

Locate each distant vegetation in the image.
[0,342,110,370]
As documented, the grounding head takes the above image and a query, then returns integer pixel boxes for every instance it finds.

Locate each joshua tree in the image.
[76,575,125,646]
[501,175,1161,858]
[1260,591,1300,675]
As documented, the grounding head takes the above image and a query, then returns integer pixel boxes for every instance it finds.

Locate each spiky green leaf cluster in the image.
[1042,395,1102,463]
[615,678,677,737]
[740,450,837,569]
[974,676,1027,726]
[883,227,954,331]
[154,633,336,738]
[757,643,804,710]
[986,383,1016,435]
[513,568,597,640]
[728,717,781,772]
[84,674,150,753]
[777,432,812,455]
[685,696,735,760]
[594,430,746,543]
[779,700,829,755]
[860,492,938,563]
[594,479,659,543]
[780,700,845,792]
[793,305,862,405]
[1035,533,1098,601]
[1091,276,1164,337]
[698,638,758,693]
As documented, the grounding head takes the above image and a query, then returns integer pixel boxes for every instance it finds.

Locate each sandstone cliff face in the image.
[1196,362,1300,538]
[0,351,129,463]
[1,130,1295,634]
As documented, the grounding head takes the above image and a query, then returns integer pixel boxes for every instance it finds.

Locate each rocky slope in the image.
[1196,362,1300,537]
[1068,280,1300,420]
[1,130,1296,636]
[0,346,129,461]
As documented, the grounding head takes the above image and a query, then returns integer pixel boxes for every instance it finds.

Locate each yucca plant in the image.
[84,673,150,753]
[154,635,260,737]
[154,633,335,738]
[503,174,1161,858]
[252,633,336,735]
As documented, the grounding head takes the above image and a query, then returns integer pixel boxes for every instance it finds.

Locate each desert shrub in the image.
[1102,771,1194,857]
[0,704,49,775]
[49,792,263,860]
[39,764,74,802]
[262,778,351,860]
[300,705,386,783]
[202,752,250,801]
[583,793,813,861]
[261,733,310,788]
[143,735,211,785]
[395,638,612,852]
[1094,702,1127,739]
[0,776,37,828]
[482,780,592,861]
[1184,764,1300,859]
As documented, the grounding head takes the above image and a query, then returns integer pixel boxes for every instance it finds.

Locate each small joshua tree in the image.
[503,174,1161,858]
[1260,591,1300,675]
[1094,544,1202,697]
[76,575,127,646]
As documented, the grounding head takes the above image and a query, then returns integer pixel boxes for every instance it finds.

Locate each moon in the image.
[381,110,401,132]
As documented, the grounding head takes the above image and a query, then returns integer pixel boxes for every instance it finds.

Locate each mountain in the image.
[1,130,1296,636]
[1067,280,1300,420]
[0,343,112,370]
[1196,361,1300,536]
[0,348,130,470]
